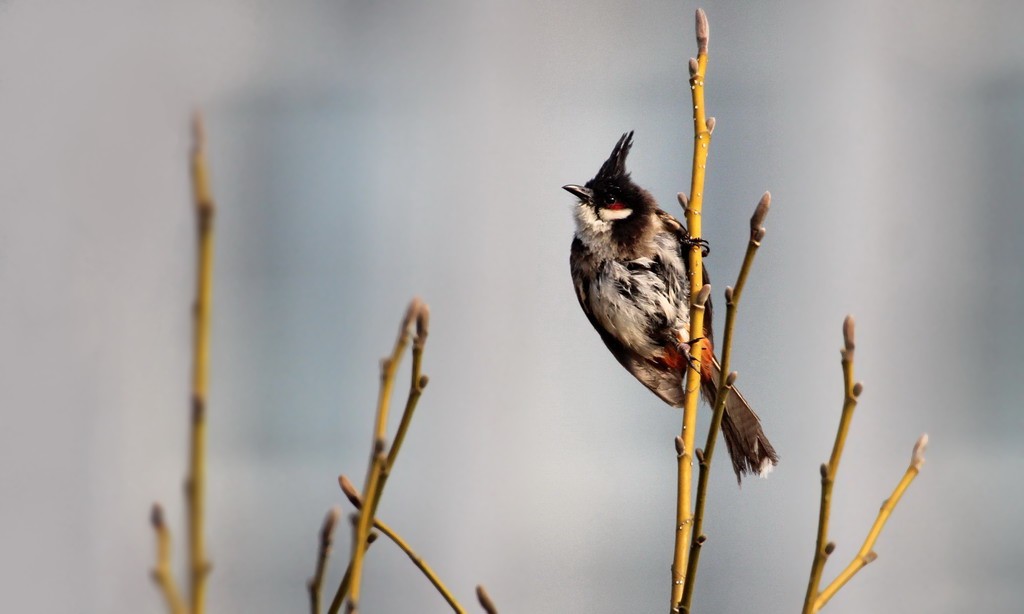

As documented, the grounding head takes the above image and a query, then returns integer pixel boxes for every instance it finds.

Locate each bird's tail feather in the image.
[701,356,779,483]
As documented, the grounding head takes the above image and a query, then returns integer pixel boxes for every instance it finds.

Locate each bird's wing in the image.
[571,237,685,407]
[655,209,713,346]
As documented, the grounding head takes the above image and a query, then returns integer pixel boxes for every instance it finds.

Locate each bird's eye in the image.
[602,193,626,210]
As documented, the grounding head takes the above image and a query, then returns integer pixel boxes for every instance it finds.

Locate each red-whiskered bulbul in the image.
[564,131,778,481]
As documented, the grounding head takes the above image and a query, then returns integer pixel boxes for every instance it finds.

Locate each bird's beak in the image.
[562,184,593,202]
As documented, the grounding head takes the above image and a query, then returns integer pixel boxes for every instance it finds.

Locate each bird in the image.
[563,131,778,481]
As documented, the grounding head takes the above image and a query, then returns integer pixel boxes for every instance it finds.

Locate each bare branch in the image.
[308,507,341,614]
[149,503,187,614]
[813,435,927,610]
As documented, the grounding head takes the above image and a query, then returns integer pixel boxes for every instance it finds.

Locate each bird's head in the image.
[564,131,656,241]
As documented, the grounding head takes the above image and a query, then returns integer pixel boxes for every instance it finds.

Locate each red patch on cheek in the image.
[607,202,625,210]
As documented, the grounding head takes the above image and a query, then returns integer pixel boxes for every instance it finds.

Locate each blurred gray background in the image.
[2,0,1023,612]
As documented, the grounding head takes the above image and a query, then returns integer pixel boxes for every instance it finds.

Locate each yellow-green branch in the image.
[680,192,771,613]
[679,376,730,614]
[329,300,430,614]
[342,447,385,614]
[802,316,860,613]
[373,518,465,613]
[671,9,711,612]
[150,503,187,614]
[812,435,927,611]
[186,112,215,614]
[802,318,928,611]
[338,476,466,614]
[308,507,341,614]
[328,529,378,614]
[381,304,430,498]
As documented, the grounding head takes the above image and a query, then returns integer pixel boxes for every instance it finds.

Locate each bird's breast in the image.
[587,232,692,358]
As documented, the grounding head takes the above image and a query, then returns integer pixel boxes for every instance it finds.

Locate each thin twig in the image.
[374,519,465,613]
[671,8,712,612]
[186,111,215,614]
[308,507,342,614]
[339,475,466,614]
[812,435,927,611]
[329,300,427,614]
[327,528,378,614]
[150,503,187,614]
[378,303,430,510]
[679,376,732,614]
[342,450,386,614]
[802,317,861,613]
[680,192,771,613]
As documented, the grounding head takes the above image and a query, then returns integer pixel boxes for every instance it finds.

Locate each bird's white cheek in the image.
[598,208,633,222]
[574,203,610,233]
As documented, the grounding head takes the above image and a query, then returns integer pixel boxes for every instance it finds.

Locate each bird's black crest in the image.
[594,131,634,182]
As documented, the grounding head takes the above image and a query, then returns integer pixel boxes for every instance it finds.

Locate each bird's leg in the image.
[680,336,705,371]
[682,236,710,257]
